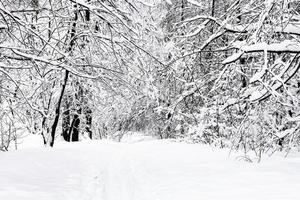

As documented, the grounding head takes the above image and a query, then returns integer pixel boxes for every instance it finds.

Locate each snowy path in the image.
[1,139,300,200]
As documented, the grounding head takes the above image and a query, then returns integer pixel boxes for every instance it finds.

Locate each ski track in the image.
[1,140,300,200]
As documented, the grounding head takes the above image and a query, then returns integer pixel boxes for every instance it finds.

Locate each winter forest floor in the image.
[1,136,300,200]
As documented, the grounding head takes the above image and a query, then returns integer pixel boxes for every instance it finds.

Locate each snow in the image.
[183,15,217,24]
[249,66,267,84]
[164,0,172,5]
[275,128,296,138]
[17,134,45,149]
[1,138,300,200]
[276,23,300,36]
[241,40,300,53]
[185,24,205,37]
[175,124,182,131]
[120,132,156,143]
[221,98,238,110]
[288,115,300,122]
[136,0,155,7]
[222,52,243,64]
[187,0,203,7]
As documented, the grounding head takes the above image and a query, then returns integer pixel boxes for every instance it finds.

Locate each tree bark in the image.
[49,70,69,147]
[62,95,71,141]
[60,2,79,143]
[211,0,215,17]
[85,108,92,139]
[69,111,80,141]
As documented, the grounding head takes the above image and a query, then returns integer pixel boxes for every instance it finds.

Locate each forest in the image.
[0,0,299,157]
[1,0,300,199]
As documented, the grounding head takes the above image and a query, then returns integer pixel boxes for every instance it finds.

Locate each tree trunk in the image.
[49,70,69,147]
[62,95,71,141]
[82,3,93,139]
[69,111,80,141]
[60,2,79,143]
[85,108,92,139]
[211,0,215,17]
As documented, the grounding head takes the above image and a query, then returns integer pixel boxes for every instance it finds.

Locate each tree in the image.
[0,0,166,146]
[146,0,300,155]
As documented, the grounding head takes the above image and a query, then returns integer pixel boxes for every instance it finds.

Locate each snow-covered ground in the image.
[1,137,300,200]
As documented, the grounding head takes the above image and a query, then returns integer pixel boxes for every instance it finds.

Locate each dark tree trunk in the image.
[61,2,93,142]
[62,96,71,141]
[49,70,69,147]
[85,0,91,22]
[41,117,47,145]
[211,0,215,17]
[83,3,93,139]
[181,0,186,22]
[50,3,78,146]
[69,112,80,141]
[85,108,92,139]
